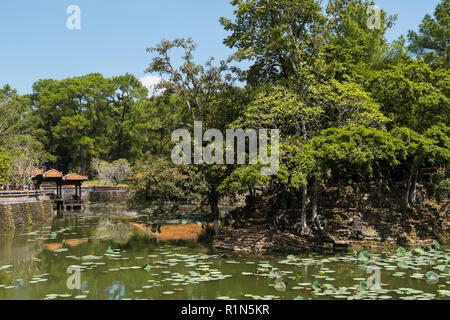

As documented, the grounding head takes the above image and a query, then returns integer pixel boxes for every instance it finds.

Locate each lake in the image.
[0,203,448,300]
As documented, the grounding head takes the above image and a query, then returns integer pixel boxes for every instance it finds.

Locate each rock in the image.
[333,240,351,247]
[350,215,363,239]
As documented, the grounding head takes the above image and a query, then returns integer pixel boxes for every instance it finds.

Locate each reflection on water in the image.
[46,238,89,252]
[95,219,135,245]
[129,222,212,241]
[0,203,448,300]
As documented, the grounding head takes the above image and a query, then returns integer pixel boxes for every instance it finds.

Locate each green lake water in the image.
[0,203,449,300]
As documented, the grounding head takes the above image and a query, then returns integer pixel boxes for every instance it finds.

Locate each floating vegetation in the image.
[396,247,407,257]
[143,264,152,272]
[274,281,286,292]
[357,251,371,262]
[0,204,448,300]
[0,265,13,271]
[312,281,322,292]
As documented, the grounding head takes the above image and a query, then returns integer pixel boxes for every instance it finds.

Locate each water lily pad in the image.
[425,271,439,284]
[357,251,371,262]
[274,281,286,292]
[430,240,440,250]
[0,265,13,271]
[396,247,407,257]
[162,291,175,295]
[358,281,368,292]
[312,281,321,291]
[143,264,152,272]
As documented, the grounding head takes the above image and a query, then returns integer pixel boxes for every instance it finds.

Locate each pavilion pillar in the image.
[56,183,62,199]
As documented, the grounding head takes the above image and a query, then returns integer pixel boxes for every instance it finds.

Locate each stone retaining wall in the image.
[87,189,128,202]
[0,200,54,229]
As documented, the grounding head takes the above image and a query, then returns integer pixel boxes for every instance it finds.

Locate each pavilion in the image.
[33,169,88,210]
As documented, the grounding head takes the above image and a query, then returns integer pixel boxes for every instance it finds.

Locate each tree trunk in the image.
[208,188,220,235]
[160,128,165,154]
[300,185,310,235]
[117,101,129,159]
[80,145,85,176]
[404,165,414,209]
[117,129,123,159]
[409,167,419,204]
[311,184,318,222]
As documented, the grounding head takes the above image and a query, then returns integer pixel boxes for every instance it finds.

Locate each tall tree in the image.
[146,38,231,124]
[220,0,327,89]
[408,0,450,67]
[32,74,115,173]
[324,0,397,80]
[0,85,30,143]
[111,74,148,160]
[146,38,240,230]
[0,148,11,185]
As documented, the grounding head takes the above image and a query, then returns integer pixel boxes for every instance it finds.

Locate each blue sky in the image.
[0,0,441,94]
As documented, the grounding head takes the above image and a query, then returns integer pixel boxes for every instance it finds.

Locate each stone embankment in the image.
[0,199,54,229]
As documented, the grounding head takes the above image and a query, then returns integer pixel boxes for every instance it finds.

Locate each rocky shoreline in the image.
[213,198,449,254]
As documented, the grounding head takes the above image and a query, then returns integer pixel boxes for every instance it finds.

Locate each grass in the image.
[84,180,129,187]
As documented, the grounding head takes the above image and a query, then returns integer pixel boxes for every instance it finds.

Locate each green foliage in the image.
[0,148,11,185]
[218,164,270,194]
[146,38,232,123]
[309,80,389,129]
[7,135,47,186]
[312,126,402,172]
[217,1,448,234]
[312,281,322,291]
[31,73,116,173]
[392,124,450,167]
[431,240,441,250]
[395,247,407,257]
[111,73,149,159]
[368,61,449,132]
[0,85,30,143]
[232,85,323,135]
[324,0,397,79]
[408,0,450,66]
[220,0,327,86]
[357,251,371,262]
[128,157,208,212]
